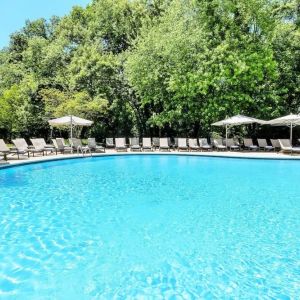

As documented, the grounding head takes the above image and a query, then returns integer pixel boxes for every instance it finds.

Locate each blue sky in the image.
[0,0,91,48]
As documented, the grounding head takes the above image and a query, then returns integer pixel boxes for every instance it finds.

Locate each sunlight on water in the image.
[1,155,300,299]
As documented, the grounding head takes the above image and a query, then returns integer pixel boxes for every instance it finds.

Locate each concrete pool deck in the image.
[1,149,300,168]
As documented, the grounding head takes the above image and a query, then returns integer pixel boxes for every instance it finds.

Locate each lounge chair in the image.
[270,139,281,151]
[36,138,56,151]
[142,138,153,151]
[213,139,226,151]
[199,138,212,151]
[257,139,274,151]
[13,138,44,157]
[243,138,258,151]
[30,138,55,155]
[55,138,73,154]
[152,137,160,150]
[0,139,14,160]
[226,138,240,151]
[88,138,105,153]
[278,139,300,154]
[69,138,91,155]
[159,138,170,151]
[115,138,127,152]
[177,138,189,151]
[106,138,115,148]
[188,139,200,151]
[130,137,141,152]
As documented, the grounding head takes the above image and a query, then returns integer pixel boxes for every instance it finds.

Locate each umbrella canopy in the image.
[212,115,266,146]
[266,114,300,143]
[212,115,266,126]
[48,115,93,138]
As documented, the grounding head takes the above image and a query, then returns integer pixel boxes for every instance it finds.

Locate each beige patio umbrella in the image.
[212,115,266,146]
[266,114,300,144]
[48,115,93,138]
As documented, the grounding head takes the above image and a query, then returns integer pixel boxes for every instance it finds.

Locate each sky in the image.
[0,0,91,49]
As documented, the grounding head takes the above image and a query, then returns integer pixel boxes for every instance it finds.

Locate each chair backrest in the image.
[212,139,222,147]
[270,139,280,148]
[159,138,169,147]
[30,138,43,149]
[130,137,139,146]
[188,139,198,147]
[115,138,125,147]
[257,139,268,147]
[55,138,65,149]
[199,138,209,147]
[105,138,114,147]
[226,138,234,146]
[70,138,82,148]
[152,137,160,147]
[12,138,28,150]
[37,138,47,147]
[88,138,96,148]
[178,138,187,147]
[106,138,114,146]
[52,139,58,149]
[216,138,223,146]
[0,139,9,152]
[278,139,291,149]
[142,138,152,147]
[243,138,253,147]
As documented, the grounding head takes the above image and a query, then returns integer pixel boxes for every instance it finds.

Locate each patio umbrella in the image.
[212,115,266,146]
[48,115,93,138]
[266,114,300,144]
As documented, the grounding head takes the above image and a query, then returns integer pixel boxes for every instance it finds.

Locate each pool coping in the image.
[1,151,300,170]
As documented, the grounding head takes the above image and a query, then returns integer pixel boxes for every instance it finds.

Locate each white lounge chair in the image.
[213,139,226,151]
[278,139,300,154]
[106,138,115,148]
[142,138,153,151]
[270,139,281,151]
[55,138,73,154]
[177,138,189,151]
[243,138,258,151]
[257,139,274,151]
[69,138,91,155]
[226,138,240,151]
[88,138,105,153]
[199,138,212,151]
[0,139,16,160]
[130,137,141,152]
[188,139,200,151]
[115,138,127,152]
[159,138,170,151]
[30,138,55,155]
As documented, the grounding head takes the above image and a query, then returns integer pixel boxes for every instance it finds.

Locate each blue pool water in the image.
[0,155,300,299]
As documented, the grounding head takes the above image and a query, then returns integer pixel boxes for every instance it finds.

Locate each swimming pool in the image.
[0,155,300,299]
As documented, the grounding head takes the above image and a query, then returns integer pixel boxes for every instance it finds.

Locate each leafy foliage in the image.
[0,0,299,139]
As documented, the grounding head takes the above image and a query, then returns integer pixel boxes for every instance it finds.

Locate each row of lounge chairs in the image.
[105,137,299,153]
[1,137,300,161]
[0,138,105,160]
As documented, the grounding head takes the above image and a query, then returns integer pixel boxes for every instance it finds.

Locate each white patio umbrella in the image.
[266,114,300,144]
[48,115,93,138]
[212,115,266,146]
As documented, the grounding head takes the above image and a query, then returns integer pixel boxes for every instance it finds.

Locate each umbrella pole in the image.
[290,122,293,145]
[70,115,73,139]
[226,124,228,148]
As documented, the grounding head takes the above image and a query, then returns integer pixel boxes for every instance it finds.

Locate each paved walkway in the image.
[1,149,300,168]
